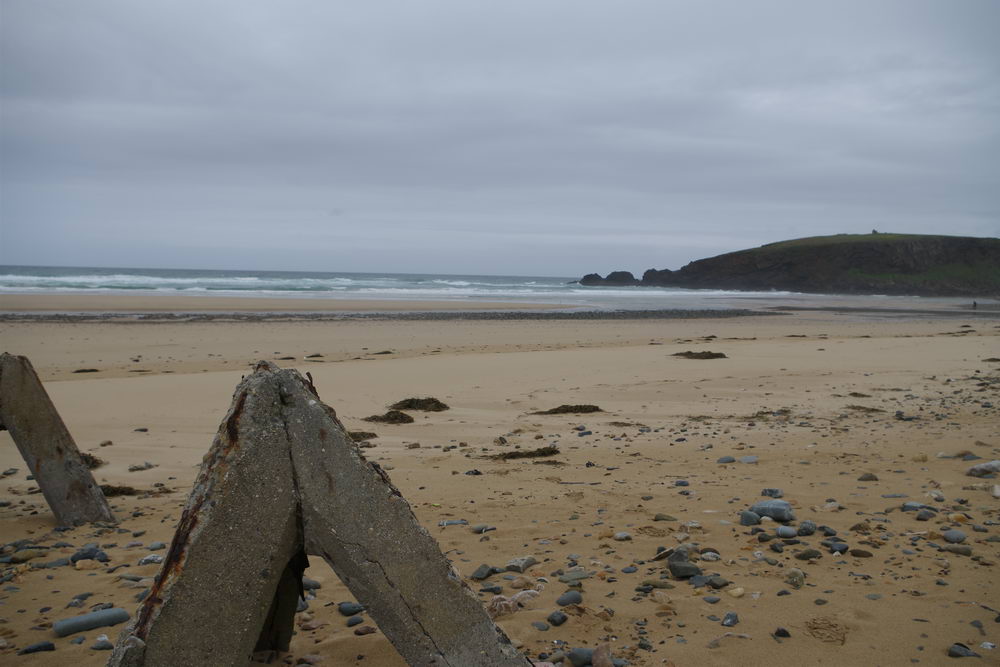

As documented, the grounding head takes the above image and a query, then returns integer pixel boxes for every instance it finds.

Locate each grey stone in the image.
[857,473,878,482]
[17,641,55,655]
[966,460,1000,478]
[470,564,494,581]
[795,549,822,561]
[338,602,364,616]
[797,520,817,536]
[556,590,583,606]
[505,556,538,573]
[612,532,632,541]
[547,610,568,626]
[0,353,115,527]
[739,456,758,464]
[54,608,130,637]
[667,551,702,579]
[749,499,795,522]
[761,488,783,498]
[721,612,739,627]
[92,634,115,650]
[567,648,595,667]
[776,526,797,538]
[739,511,761,526]
[916,509,936,521]
[106,362,529,667]
[942,530,966,544]
[948,643,980,657]
[716,456,736,464]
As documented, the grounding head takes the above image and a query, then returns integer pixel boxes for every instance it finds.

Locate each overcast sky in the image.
[2,1,998,276]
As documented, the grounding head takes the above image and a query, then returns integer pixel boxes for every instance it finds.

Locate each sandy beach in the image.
[1,299,998,666]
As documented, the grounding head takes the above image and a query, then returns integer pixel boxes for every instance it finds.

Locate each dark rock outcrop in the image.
[579,234,1000,296]
[579,271,640,286]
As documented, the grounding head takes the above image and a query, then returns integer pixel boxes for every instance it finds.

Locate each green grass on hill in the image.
[756,233,978,252]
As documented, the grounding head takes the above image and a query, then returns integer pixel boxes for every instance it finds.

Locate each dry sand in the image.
[1,303,998,665]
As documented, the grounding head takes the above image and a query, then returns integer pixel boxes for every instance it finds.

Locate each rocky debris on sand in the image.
[389,397,450,412]
[362,410,414,424]
[348,431,378,441]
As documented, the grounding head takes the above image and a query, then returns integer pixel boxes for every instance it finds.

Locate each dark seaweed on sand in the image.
[363,410,414,424]
[348,431,378,441]
[532,404,603,415]
[99,484,141,497]
[672,350,728,359]
[390,397,450,412]
[489,446,560,461]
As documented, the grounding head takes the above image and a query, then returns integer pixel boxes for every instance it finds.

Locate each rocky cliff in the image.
[580,234,1000,296]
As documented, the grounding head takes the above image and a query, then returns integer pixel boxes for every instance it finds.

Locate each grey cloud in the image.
[2,0,998,275]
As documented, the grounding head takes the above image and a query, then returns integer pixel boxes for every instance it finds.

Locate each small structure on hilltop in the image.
[0,353,115,527]
[108,361,529,667]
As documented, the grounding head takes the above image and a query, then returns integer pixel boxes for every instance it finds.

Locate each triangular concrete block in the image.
[0,353,114,527]
[109,362,529,667]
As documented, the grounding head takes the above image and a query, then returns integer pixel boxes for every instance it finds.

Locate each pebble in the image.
[53,608,130,637]
[795,549,822,561]
[70,547,109,564]
[761,488,783,498]
[717,456,736,464]
[138,554,163,566]
[547,610,568,626]
[613,532,632,541]
[91,634,114,651]
[942,529,966,544]
[774,627,791,638]
[797,520,817,536]
[749,500,795,522]
[567,648,595,667]
[557,590,583,606]
[916,509,936,521]
[506,556,538,573]
[776,526,797,538]
[531,621,549,631]
[857,472,879,481]
[739,456,758,464]
[721,611,739,627]
[739,511,761,526]
[948,643,980,658]
[785,569,805,589]
[337,602,364,616]
[346,616,364,627]
[470,564,494,580]
[17,641,55,655]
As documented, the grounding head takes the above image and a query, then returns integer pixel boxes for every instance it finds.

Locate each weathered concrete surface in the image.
[108,364,302,667]
[109,362,529,667]
[285,370,528,667]
[0,353,114,526]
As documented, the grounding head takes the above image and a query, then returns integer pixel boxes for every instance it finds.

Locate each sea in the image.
[0,265,963,312]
